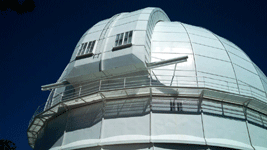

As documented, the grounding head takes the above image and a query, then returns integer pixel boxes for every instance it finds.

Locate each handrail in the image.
[30,74,267,126]
[51,75,267,107]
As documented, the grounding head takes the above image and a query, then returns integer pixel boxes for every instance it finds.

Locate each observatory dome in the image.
[28,7,267,150]
[150,21,267,102]
[55,8,267,105]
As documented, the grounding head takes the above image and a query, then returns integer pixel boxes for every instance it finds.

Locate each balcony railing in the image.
[29,74,267,126]
[27,74,267,149]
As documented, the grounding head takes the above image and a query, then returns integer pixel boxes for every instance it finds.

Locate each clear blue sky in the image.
[0,0,266,149]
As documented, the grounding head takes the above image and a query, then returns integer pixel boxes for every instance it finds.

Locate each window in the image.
[115,33,123,46]
[114,31,133,50]
[76,40,96,59]
[85,40,95,54]
[170,101,182,111]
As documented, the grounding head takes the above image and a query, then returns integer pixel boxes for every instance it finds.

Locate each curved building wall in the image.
[34,96,267,150]
[50,7,267,107]
[151,21,267,102]
[59,7,170,83]
[49,7,170,107]
[28,7,267,150]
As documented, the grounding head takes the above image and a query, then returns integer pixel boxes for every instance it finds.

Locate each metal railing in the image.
[29,74,267,126]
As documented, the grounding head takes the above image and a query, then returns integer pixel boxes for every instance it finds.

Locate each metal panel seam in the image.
[211,33,241,94]
[98,13,121,71]
[180,22,199,87]
[200,92,208,146]
[243,106,256,150]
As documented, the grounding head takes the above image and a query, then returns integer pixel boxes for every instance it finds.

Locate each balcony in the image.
[27,74,267,148]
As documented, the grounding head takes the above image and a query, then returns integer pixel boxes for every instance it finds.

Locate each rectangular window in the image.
[81,42,87,55]
[85,41,92,54]
[128,31,132,44]
[89,41,95,53]
[114,30,133,48]
[123,32,129,45]
[115,34,120,46]
[118,33,123,46]
[76,40,96,58]
[77,43,85,56]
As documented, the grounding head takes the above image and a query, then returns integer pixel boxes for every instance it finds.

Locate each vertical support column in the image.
[99,80,102,91]
[60,93,64,102]
[149,87,152,144]
[243,100,255,150]
[150,74,152,86]
[260,113,265,127]
[170,63,177,86]
[124,77,126,88]
[99,108,105,142]
[79,86,82,97]
[99,93,106,143]
[197,90,204,113]
[221,102,224,116]
[199,90,207,145]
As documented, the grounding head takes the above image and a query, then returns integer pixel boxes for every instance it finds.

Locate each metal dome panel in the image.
[28,7,267,150]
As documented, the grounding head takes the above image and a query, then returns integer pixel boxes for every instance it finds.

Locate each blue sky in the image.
[0,0,266,149]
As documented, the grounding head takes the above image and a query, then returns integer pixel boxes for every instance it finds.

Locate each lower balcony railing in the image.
[27,74,267,148]
[29,74,267,127]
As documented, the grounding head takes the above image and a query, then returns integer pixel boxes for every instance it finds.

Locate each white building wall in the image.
[32,7,267,150]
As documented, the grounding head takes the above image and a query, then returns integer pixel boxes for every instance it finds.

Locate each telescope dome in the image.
[28,7,267,150]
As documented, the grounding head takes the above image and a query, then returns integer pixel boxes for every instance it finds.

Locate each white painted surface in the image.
[33,7,267,150]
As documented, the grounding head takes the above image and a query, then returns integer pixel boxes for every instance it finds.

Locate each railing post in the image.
[60,93,63,102]
[196,76,199,87]
[150,74,152,86]
[124,77,126,88]
[79,86,82,96]
[99,80,102,91]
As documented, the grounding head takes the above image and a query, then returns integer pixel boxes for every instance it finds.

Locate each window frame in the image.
[112,31,133,51]
[76,40,96,60]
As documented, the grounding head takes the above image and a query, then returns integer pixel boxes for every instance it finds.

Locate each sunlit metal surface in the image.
[28,7,267,150]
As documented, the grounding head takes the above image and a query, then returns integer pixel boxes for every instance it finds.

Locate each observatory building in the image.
[27,7,267,150]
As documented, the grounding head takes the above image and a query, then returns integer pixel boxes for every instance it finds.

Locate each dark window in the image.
[81,42,87,54]
[118,33,123,46]
[170,101,175,111]
[177,102,182,111]
[127,31,133,44]
[123,32,129,45]
[77,43,84,56]
[115,34,120,46]
[89,41,95,53]
[170,101,182,111]
[114,31,133,47]
[85,41,92,54]
[77,40,96,57]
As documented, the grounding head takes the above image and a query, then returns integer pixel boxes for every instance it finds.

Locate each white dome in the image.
[151,21,267,102]
[56,7,267,104]
[28,7,267,150]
